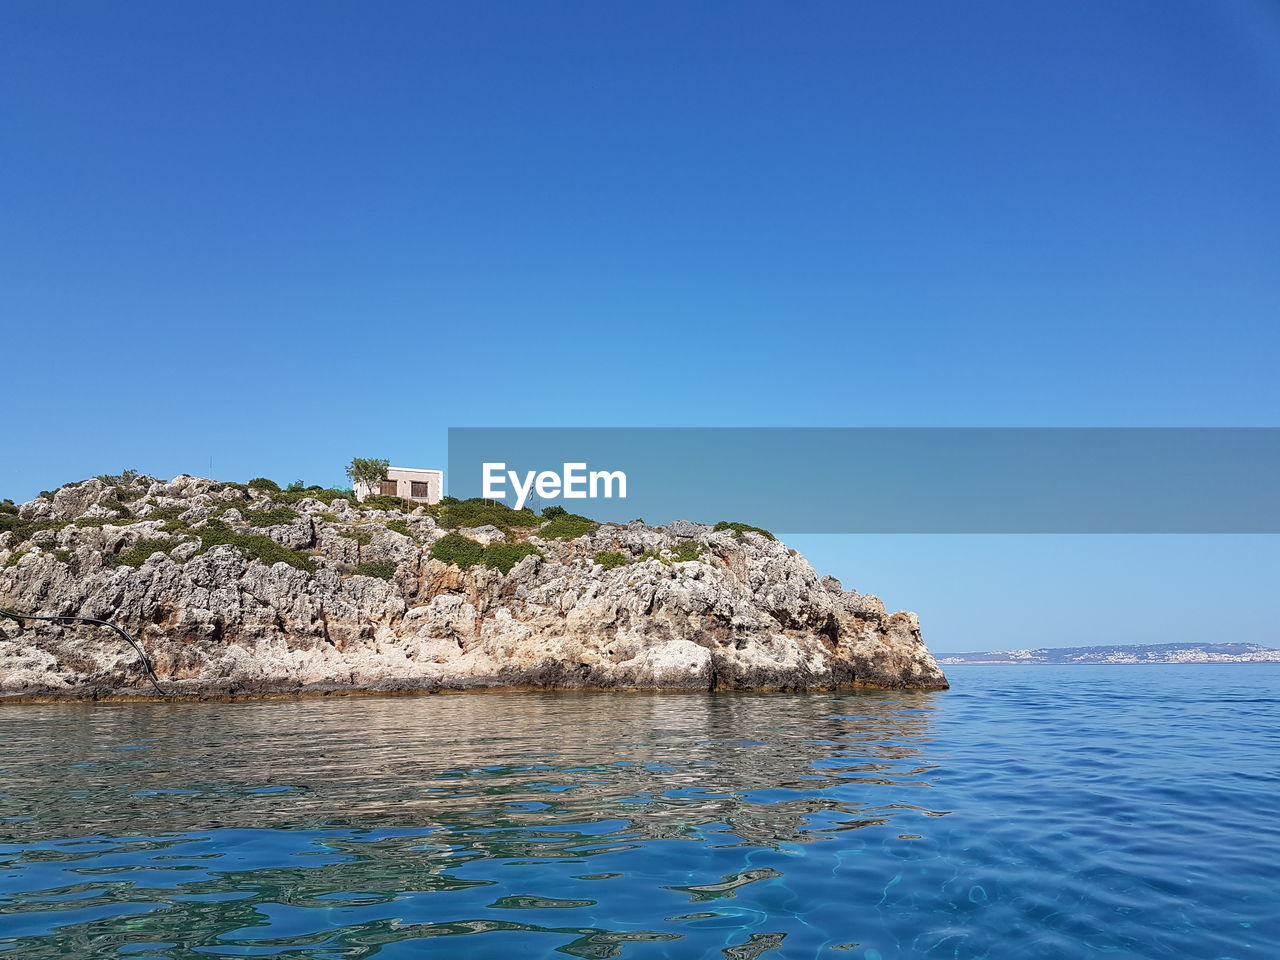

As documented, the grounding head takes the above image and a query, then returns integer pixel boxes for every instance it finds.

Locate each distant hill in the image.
[938,642,1280,665]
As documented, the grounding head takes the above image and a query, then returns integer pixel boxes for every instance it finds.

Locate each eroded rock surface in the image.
[0,476,947,699]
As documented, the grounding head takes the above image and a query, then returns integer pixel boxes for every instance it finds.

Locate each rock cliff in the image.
[0,476,947,700]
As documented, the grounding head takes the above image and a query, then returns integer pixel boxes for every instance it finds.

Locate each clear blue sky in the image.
[3,1,1277,650]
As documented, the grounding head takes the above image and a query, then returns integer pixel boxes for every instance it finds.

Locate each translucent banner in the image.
[446,428,1280,533]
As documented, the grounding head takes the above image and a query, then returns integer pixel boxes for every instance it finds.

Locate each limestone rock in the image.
[0,476,948,700]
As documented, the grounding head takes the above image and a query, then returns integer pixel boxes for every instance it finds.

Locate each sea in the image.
[1,663,1276,959]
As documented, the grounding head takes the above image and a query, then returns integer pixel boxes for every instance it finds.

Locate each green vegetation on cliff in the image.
[638,541,704,564]
[429,532,485,568]
[432,498,542,531]
[194,521,316,572]
[713,521,776,540]
[1,477,780,584]
[430,533,541,574]
[115,538,175,569]
[482,541,542,573]
[354,560,397,581]
[273,487,355,506]
[537,513,598,540]
[240,507,300,527]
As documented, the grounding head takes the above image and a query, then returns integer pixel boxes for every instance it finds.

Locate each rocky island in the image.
[0,475,947,701]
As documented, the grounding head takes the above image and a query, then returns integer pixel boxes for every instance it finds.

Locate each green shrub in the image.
[359,494,413,512]
[70,516,139,530]
[428,533,542,573]
[242,507,300,527]
[432,499,488,526]
[52,549,72,565]
[197,520,315,572]
[145,506,190,524]
[341,528,375,546]
[432,498,542,531]
[3,549,29,568]
[96,469,139,486]
[2,516,72,545]
[285,480,306,492]
[594,550,628,570]
[0,499,18,515]
[637,542,704,565]
[98,496,133,518]
[430,533,485,569]
[151,509,298,569]
[542,505,568,519]
[247,478,282,493]
[713,521,776,541]
[482,542,541,574]
[670,540,703,562]
[537,513,598,540]
[274,487,352,506]
[384,519,412,537]
[354,560,397,581]
[115,538,175,568]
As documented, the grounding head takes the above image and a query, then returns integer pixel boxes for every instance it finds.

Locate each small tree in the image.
[96,468,139,486]
[346,458,390,490]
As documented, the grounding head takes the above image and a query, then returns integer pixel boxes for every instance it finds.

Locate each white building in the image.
[354,466,443,505]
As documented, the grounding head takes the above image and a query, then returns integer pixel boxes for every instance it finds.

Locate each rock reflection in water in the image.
[0,691,945,958]
[0,691,945,842]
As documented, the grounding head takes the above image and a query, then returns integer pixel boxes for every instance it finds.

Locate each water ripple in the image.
[0,665,1277,958]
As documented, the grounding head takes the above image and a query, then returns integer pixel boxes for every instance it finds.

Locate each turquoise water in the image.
[1,664,1277,959]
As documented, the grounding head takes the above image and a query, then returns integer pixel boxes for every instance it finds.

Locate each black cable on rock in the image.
[0,607,167,696]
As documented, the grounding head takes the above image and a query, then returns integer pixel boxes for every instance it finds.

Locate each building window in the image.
[379,480,398,496]
[411,481,431,498]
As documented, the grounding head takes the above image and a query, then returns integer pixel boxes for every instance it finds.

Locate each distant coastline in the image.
[939,642,1280,666]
